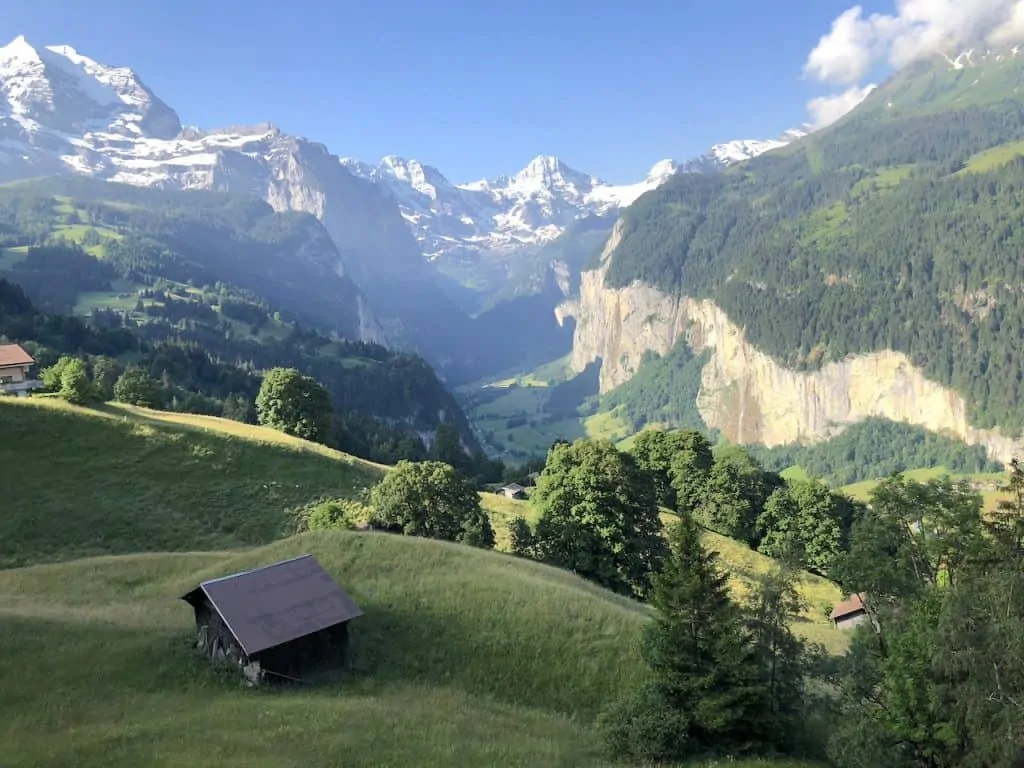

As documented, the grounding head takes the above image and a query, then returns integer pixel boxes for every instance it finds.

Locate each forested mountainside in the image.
[0,179,479,454]
[0,177,378,340]
[569,49,1024,446]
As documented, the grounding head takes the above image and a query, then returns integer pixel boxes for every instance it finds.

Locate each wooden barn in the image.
[830,593,869,631]
[181,554,363,684]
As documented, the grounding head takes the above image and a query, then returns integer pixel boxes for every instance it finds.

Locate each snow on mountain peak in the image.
[646,159,678,183]
[0,35,180,140]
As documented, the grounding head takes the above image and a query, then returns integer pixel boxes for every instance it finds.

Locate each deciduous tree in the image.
[255,367,332,443]
[531,439,666,597]
[369,460,493,548]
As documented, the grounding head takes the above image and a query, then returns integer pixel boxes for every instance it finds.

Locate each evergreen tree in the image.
[744,565,812,751]
[601,513,766,762]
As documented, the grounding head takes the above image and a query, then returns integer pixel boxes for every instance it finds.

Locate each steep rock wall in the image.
[556,221,1024,466]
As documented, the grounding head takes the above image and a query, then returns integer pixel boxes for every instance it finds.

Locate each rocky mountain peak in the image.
[0,35,180,139]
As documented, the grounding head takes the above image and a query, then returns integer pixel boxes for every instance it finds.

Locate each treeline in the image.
[503,430,862,591]
[748,418,1003,485]
[507,431,1023,764]
[604,94,1024,435]
[0,279,488,470]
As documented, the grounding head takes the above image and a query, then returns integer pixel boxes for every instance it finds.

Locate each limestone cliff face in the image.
[557,221,1024,466]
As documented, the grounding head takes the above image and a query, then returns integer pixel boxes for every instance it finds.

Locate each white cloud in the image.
[807,84,879,129]
[805,0,1024,86]
[803,0,1024,127]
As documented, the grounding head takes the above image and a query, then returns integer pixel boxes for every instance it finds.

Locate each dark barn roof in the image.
[181,555,363,655]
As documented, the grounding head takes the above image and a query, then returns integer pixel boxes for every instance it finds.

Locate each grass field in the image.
[0,398,834,766]
[958,139,1024,175]
[839,465,1011,512]
[0,533,652,767]
[0,536,819,766]
[460,362,632,462]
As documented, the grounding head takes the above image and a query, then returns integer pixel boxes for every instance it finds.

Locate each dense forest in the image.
[748,418,1003,485]
[598,343,710,432]
[603,56,1024,436]
[0,177,368,337]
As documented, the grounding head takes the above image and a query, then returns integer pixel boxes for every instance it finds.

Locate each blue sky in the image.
[4,0,889,182]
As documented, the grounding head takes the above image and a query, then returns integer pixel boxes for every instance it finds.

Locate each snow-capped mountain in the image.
[0,33,811,347]
[0,35,472,354]
[339,153,678,262]
[678,129,810,174]
[341,128,807,270]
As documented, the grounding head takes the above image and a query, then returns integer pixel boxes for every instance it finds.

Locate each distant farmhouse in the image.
[182,554,364,685]
[0,344,43,397]
[499,482,527,500]
[830,593,868,630]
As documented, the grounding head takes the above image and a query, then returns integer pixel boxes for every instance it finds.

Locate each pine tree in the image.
[744,565,811,750]
[601,513,766,761]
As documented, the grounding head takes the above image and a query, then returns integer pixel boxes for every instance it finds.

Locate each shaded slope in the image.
[0,532,649,767]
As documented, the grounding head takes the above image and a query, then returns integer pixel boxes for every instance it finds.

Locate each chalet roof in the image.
[0,344,33,367]
[181,554,363,656]
[502,483,525,492]
[830,593,867,621]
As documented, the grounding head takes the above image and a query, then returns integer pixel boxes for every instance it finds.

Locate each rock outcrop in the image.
[558,221,1024,466]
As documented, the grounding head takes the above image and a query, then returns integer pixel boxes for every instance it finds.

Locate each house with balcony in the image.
[0,344,43,397]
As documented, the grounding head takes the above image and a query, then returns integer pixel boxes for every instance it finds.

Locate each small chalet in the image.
[499,482,527,500]
[0,344,42,397]
[830,593,868,630]
[181,554,364,685]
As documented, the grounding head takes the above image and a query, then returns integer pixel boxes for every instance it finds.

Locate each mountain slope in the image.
[0,186,479,458]
[560,48,1024,464]
[0,35,469,361]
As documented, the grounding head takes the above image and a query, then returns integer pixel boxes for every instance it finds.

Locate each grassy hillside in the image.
[1,398,844,644]
[0,398,829,766]
[0,399,382,568]
[840,465,1011,513]
[0,532,650,767]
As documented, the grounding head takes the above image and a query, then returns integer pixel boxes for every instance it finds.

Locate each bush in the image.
[58,358,91,405]
[301,498,373,532]
[598,683,694,763]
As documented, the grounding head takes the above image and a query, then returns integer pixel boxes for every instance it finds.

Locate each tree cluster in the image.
[368,460,494,549]
[628,429,860,575]
[600,514,822,762]
[822,463,1024,767]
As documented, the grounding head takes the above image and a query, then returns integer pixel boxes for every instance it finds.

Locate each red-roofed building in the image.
[830,593,868,630]
[0,344,42,397]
